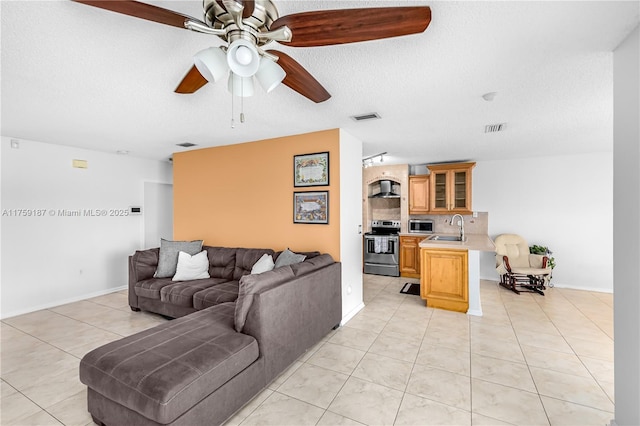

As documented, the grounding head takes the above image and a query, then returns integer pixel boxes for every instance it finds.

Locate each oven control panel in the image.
[370,220,401,228]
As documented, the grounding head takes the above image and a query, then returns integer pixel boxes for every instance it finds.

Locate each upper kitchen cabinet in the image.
[428,162,475,214]
[408,175,430,214]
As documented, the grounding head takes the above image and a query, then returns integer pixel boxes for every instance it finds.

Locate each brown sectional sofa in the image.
[79,246,342,426]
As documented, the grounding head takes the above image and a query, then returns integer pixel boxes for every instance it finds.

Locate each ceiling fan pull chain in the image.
[231,78,236,129]
[240,84,245,123]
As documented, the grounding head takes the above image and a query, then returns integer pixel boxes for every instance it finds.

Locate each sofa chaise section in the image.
[80,303,265,426]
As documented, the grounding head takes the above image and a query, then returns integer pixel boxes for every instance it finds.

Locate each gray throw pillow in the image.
[274,248,306,268]
[154,239,204,278]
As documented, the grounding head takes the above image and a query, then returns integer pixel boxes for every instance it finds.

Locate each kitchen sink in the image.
[427,235,465,242]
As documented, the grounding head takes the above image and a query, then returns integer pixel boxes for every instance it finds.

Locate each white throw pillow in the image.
[172,250,210,281]
[251,253,275,274]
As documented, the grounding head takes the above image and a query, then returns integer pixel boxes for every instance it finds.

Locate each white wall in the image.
[474,152,613,292]
[613,24,639,426]
[1,137,172,318]
[339,129,364,322]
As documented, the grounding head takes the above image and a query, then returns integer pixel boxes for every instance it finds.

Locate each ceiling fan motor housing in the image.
[204,0,280,46]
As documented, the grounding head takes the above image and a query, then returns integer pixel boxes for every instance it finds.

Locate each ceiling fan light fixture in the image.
[193,47,228,83]
[256,57,286,93]
[228,73,255,97]
[226,39,260,78]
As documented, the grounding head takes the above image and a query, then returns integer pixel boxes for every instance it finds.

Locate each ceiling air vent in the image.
[485,123,506,133]
[351,112,381,122]
[176,142,197,147]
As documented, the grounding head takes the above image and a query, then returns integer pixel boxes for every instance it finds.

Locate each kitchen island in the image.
[418,234,495,316]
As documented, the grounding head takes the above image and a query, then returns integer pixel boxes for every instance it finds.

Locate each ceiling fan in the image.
[71,0,432,103]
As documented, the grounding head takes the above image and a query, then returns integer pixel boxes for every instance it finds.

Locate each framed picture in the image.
[294,152,329,187]
[293,191,329,224]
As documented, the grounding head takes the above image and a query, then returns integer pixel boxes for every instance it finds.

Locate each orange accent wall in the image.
[173,129,341,260]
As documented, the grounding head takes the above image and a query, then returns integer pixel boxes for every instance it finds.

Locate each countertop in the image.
[405,233,496,252]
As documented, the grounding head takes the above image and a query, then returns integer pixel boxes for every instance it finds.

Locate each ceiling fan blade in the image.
[71,0,207,29]
[175,65,208,94]
[269,50,330,103]
[271,6,431,47]
[241,1,255,18]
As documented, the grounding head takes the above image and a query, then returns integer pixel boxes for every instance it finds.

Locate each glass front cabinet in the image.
[427,162,475,214]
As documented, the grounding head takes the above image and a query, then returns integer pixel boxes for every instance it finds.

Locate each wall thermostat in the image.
[130,206,142,215]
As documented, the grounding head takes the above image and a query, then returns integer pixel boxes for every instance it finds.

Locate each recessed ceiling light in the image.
[350,112,381,122]
[176,142,197,148]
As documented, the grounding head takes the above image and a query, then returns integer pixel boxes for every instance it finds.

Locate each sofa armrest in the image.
[242,262,341,383]
[128,248,160,309]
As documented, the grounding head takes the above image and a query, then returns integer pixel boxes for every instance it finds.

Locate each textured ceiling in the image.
[1,1,638,165]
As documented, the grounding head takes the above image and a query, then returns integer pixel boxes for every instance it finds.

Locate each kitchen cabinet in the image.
[427,162,475,214]
[400,236,422,278]
[420,248,468,313]
[408,175,430,214]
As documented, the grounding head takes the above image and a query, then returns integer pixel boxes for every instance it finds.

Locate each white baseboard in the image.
[549,283,613,293]
[341,302,365,326]
[1,285,128,319]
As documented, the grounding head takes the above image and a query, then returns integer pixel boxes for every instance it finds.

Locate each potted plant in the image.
[529,244,555,286]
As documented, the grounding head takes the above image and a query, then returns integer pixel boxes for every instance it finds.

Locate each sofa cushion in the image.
[290,253,335,277]
[204,247,236,280]
[79,303,259,425]
[274,249,306,268]
[193,281,240,310]
[233,248,275,280]
[234,265,295,332]
[155,239,204,278]
[160,278,229,308]
[135,278,173,300]
[172,250,210,281]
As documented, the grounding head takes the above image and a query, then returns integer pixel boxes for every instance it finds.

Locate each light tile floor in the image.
[0,275,614,425]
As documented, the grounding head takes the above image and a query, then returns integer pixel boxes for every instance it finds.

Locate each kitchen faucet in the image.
[450,214,465,240]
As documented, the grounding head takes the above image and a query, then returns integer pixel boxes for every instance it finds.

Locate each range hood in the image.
[370,180,400,198]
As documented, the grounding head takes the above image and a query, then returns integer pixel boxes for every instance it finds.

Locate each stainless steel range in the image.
[363,220,401,277]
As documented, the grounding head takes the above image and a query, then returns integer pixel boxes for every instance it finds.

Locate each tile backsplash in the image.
[410,212,489,235]
[370,198,401,220]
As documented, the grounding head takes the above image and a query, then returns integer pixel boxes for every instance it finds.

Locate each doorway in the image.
[144,182,173,249]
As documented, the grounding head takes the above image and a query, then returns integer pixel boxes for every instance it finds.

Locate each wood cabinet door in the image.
[400,236,420,277]
[409,175,430,214]
[429,170,449,212]
[420,248,468,312]
[427,163,474,214]
[448,168,472,213]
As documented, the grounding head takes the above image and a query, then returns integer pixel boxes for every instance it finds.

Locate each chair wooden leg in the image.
[510,276,521,294]
[499,274,521,294]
